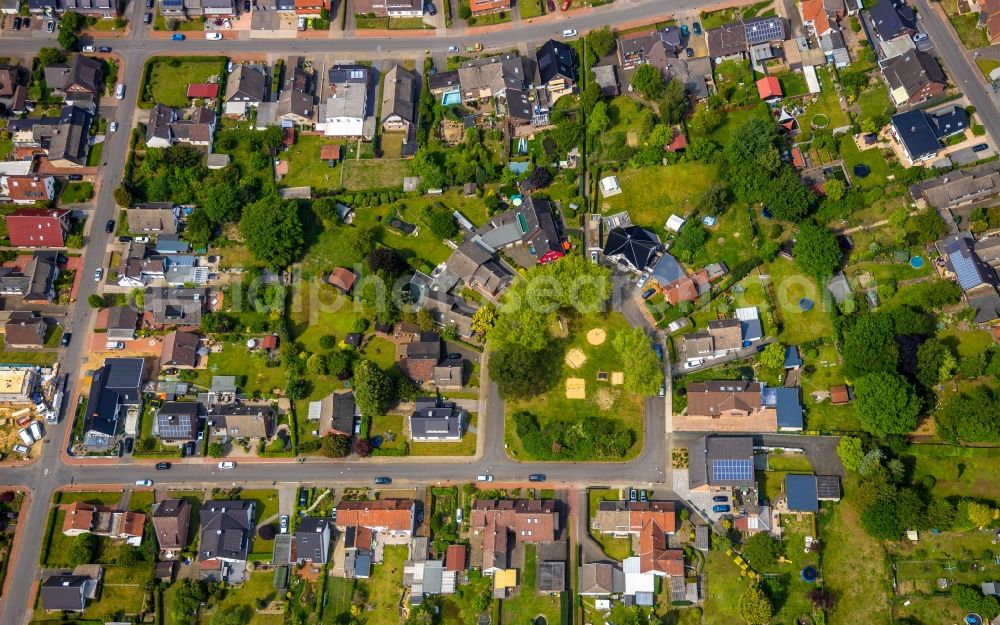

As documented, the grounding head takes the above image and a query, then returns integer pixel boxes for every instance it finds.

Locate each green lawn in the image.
[128,490,155,513]
[778,71,808,98]
[766,452,812,472]
[504,312,646,461]
[0,336,58,366]
[839,139,892,190]
[819,478,892,625]
[602,162,719,230]
[766,515,820,624]
[799,342,861,433]
[500,544,562,625]
[467,11,511,25]
[364,544,408,625]
[856,85,893,121]
[380,132,405,159]
[0,139,13,160]
[86,141,103,167]
[323,577,355,623]
[704,104,772,144]
[341,159,410,191]
[937,326,993,358]
[145,57,225,107]
[800,67,850,135]
[57,491,124,506]
[976,57,1000,79]
[588,488,632,560]
[42,510,76,566]
[201,571,284,625]
[519,0,544,18]
[604,96,648,137]
[355,16,390,28]
[703,550,750,625]
[910,447,1000,500]
[280,135,349,189]
[61,181,94,204]
[388,16,433,28]
[191,342,286,398]
[700,6,740,29]
[948,11,989,49]
[410,413,478,456]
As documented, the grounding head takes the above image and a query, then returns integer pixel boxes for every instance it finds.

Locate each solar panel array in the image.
[157,413,193,439]
[816,476,842,499]
[712,458,753,482]
[744,18,783,45]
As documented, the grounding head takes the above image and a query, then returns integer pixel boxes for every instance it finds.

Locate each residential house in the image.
[661,270,710,306]
[880,51,946,106]
[663,56,713,100]
[4,208,69,248]
[343,525,375,579]
[10,105,93,167]
[0,251,59,303]
[154,401,199,442]
[468,0,508,15]
[735,306,763,342]
[446,545,467,572]
[592,64,620,97]
[336,499,415,537]
[471,499,558,575]
[146,104,216,149]
[63,0,117,17]
[294,517,332,564]
[204,375,238,405]
[199,500,255,582]
[617,27,683,70]
[318,65,370,138]
[0,64,27,114]
[225,65,268,116]
[111,511,147,546]
[201,0,235,15]
[126,203,178,235]
[578,563,625,596]
[0,175,55,204]
[353,0,423,16]
[308,390,356,437]
[457,54,531,104]
[159,0,186,16]
[687,435,756,492]
[409,397,467,442]
[911,162,1000,209]
[678,318,742,363]
[82,357,145,446]
[40,572,100,612]
[207,404,273,440]
[326,267,356,293]
[399,331,442,383]
[891,108,944,164]
[105,305,139,341]
[603,226,660,273]
[762,386,804,431]
[187,83,220,100]
[43,55,103,108]
[404,558,456,604]
[432,361,463,389]
[445,239,514,301]
[381,64,418,133]
[681,381,778,431]
[4,311,47,348]
[154,234,192,254]
[593,501,677,537]
[62,501,97,536]
[756,76,783,102]
[143,287,208,328]
[428,69,461,102]
[819,30,851,67]
[276,57,315,126]
[536,39,575,103]
[161,330,199,368]
[420,289,476,338]
[785,474,819,512]
[868,0,917,42]
[152,498,191,554]
[981,0,1000,44]
[294,0,326,16]
[707,17,786,59]
[476,197,565,266]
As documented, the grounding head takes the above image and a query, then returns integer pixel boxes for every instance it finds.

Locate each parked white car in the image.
[218,461,236,469]
[206,32,222,40]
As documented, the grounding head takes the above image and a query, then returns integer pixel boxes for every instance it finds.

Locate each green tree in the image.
[366,246,407,278]
[207,443,224,457]
[659,77,688,124]
[936,387,1000,443]
[841,313,899,378]
[68,533,98,566]
[669,222,709,264]
[57,27,78,51]
[306,353,328,376]
[966,500,994,528]
[741,533,783,569]
[916,337,952,388]
[688,103,723,136]
[588,100,610,136]
[423,206,459,239]
[87,294,105,309]
[854,371,922,438]
[202,184,242,224]
[411,148,447,190]
[185,208,214,246]
[471,304,497,337]
[861,499,902,539]
[171,579,207,625]
[417,308,436,332]
[738,586,773,625]
[764,167,815,222]
[113,184,133,208]
[353,360,395,417]
[320,433,351,458]
[630,64,664,99]
[612,328,663,396]
[239,196,304,269]
[490,348,561,401]
[824,178,846,202]
[586,26,616,56]
[836,436,864,472]
[793,221,841,279]
[757,342,785,369]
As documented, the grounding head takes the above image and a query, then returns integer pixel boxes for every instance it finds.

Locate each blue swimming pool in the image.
[911,256,925,269]
[442,90,461,106]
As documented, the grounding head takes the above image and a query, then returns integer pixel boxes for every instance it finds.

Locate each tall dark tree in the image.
[366,247,407,278]
[239,196,304,269]
[793,221,841,279]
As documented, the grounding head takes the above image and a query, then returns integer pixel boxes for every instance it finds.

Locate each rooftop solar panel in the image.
[712,458,754,482]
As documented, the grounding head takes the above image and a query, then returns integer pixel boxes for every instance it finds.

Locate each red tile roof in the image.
[5,208,69,247]
[62,501,97,533]
[327,267,356,292]
[756,76,782,100]
[5,175,52,202]
[446,544,467,571]
[830,385,850,404]
[469,0,510,13]
[638,521,684,575]
[259,335,279,350]
[320,144,342,161]
[186,83,220,99]
[791,146,806,169]
[336,499,414,532]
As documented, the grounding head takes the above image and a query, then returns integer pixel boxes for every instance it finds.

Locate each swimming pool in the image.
[442,90,461,106]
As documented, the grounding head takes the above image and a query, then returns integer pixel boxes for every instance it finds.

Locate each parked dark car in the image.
[23,17,30,28]
[712,504,731,513]
[143,12,152,23]
[374,477,392,485]
[124,437,134,454]
[640,490,648,502]
[146,0,153,7]
[686,47,694,58]
[68,174,83,181]
[629,488,637,501]
[547,0,555,10]
[98,46,111,52]
[972,143,990,152]
[298,487,309,507]
[60,332,72,347]
[244,0,251,10]
[184,441,195,457]
[641,288,656,299]
[447,353,462,360]
[654,344,664,361]
[528,474,546,482]
[105,219,115,233]
[425,1,436,14]
[118,236,132,243]
[12,17,21,30]
[693,21,701,35]
[155,462,171,470]
[712,495,728,502]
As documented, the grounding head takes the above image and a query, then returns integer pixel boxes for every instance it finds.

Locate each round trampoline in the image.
[799,298,814,311]
[966,614,984,625]
[812,114,830,128]
[853,164,871,178]
[910,256,925,269]
[370,436,383,449]
[801,566,819,583]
